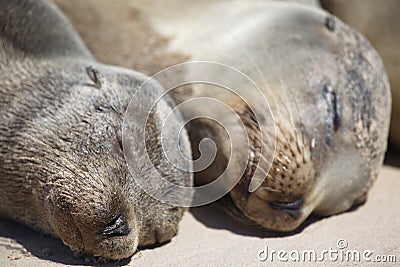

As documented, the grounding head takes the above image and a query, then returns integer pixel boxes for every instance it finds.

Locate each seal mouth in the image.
[100,214,131,237]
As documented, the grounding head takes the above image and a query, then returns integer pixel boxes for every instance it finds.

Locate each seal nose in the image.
[269,198,304,220]
[100,215,130,237]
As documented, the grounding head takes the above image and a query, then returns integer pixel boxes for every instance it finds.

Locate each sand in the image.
[1,1,399,266]
[1,165,399,266]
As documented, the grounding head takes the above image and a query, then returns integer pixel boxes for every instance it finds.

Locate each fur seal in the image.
[321,0,400,150]
[56,0,391,232]
[0,0,193,261]
[148,1,391,231]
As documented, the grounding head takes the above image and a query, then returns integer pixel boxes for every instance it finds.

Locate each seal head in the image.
[0,0,193,260]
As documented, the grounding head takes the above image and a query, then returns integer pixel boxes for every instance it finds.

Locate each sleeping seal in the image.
[0,0,193,261]
[56,0,391,232]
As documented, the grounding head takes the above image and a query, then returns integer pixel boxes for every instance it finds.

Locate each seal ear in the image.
[0,0,94,60]
[86,66,103,89]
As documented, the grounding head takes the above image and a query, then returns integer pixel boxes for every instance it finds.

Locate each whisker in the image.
[259,186,282,193]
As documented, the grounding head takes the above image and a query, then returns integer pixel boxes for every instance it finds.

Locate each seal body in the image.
[56,0,391,231]
[0,0,193,260]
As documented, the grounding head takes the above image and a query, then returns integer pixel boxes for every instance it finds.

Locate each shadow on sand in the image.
[190,195,366,239]
[384,143,400,168]
[190,204,320,239]
[0,219,131,266]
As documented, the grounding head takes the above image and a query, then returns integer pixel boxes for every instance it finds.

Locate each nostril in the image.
[269,198,304,220]
[101,215,130,237]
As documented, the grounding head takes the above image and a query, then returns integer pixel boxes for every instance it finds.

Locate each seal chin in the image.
[242,191,313,232]
[56,213,140,261]
[82,232,140,261]
[46,192,141,261]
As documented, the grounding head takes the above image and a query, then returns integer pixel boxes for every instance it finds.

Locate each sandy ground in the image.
[1,1,399,266]
[1,165,399,266]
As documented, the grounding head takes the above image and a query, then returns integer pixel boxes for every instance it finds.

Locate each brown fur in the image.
[0,0,192,261]
[53,0,391,232]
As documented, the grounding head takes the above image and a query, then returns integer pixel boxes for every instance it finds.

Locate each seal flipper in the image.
[0,0,94,60]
